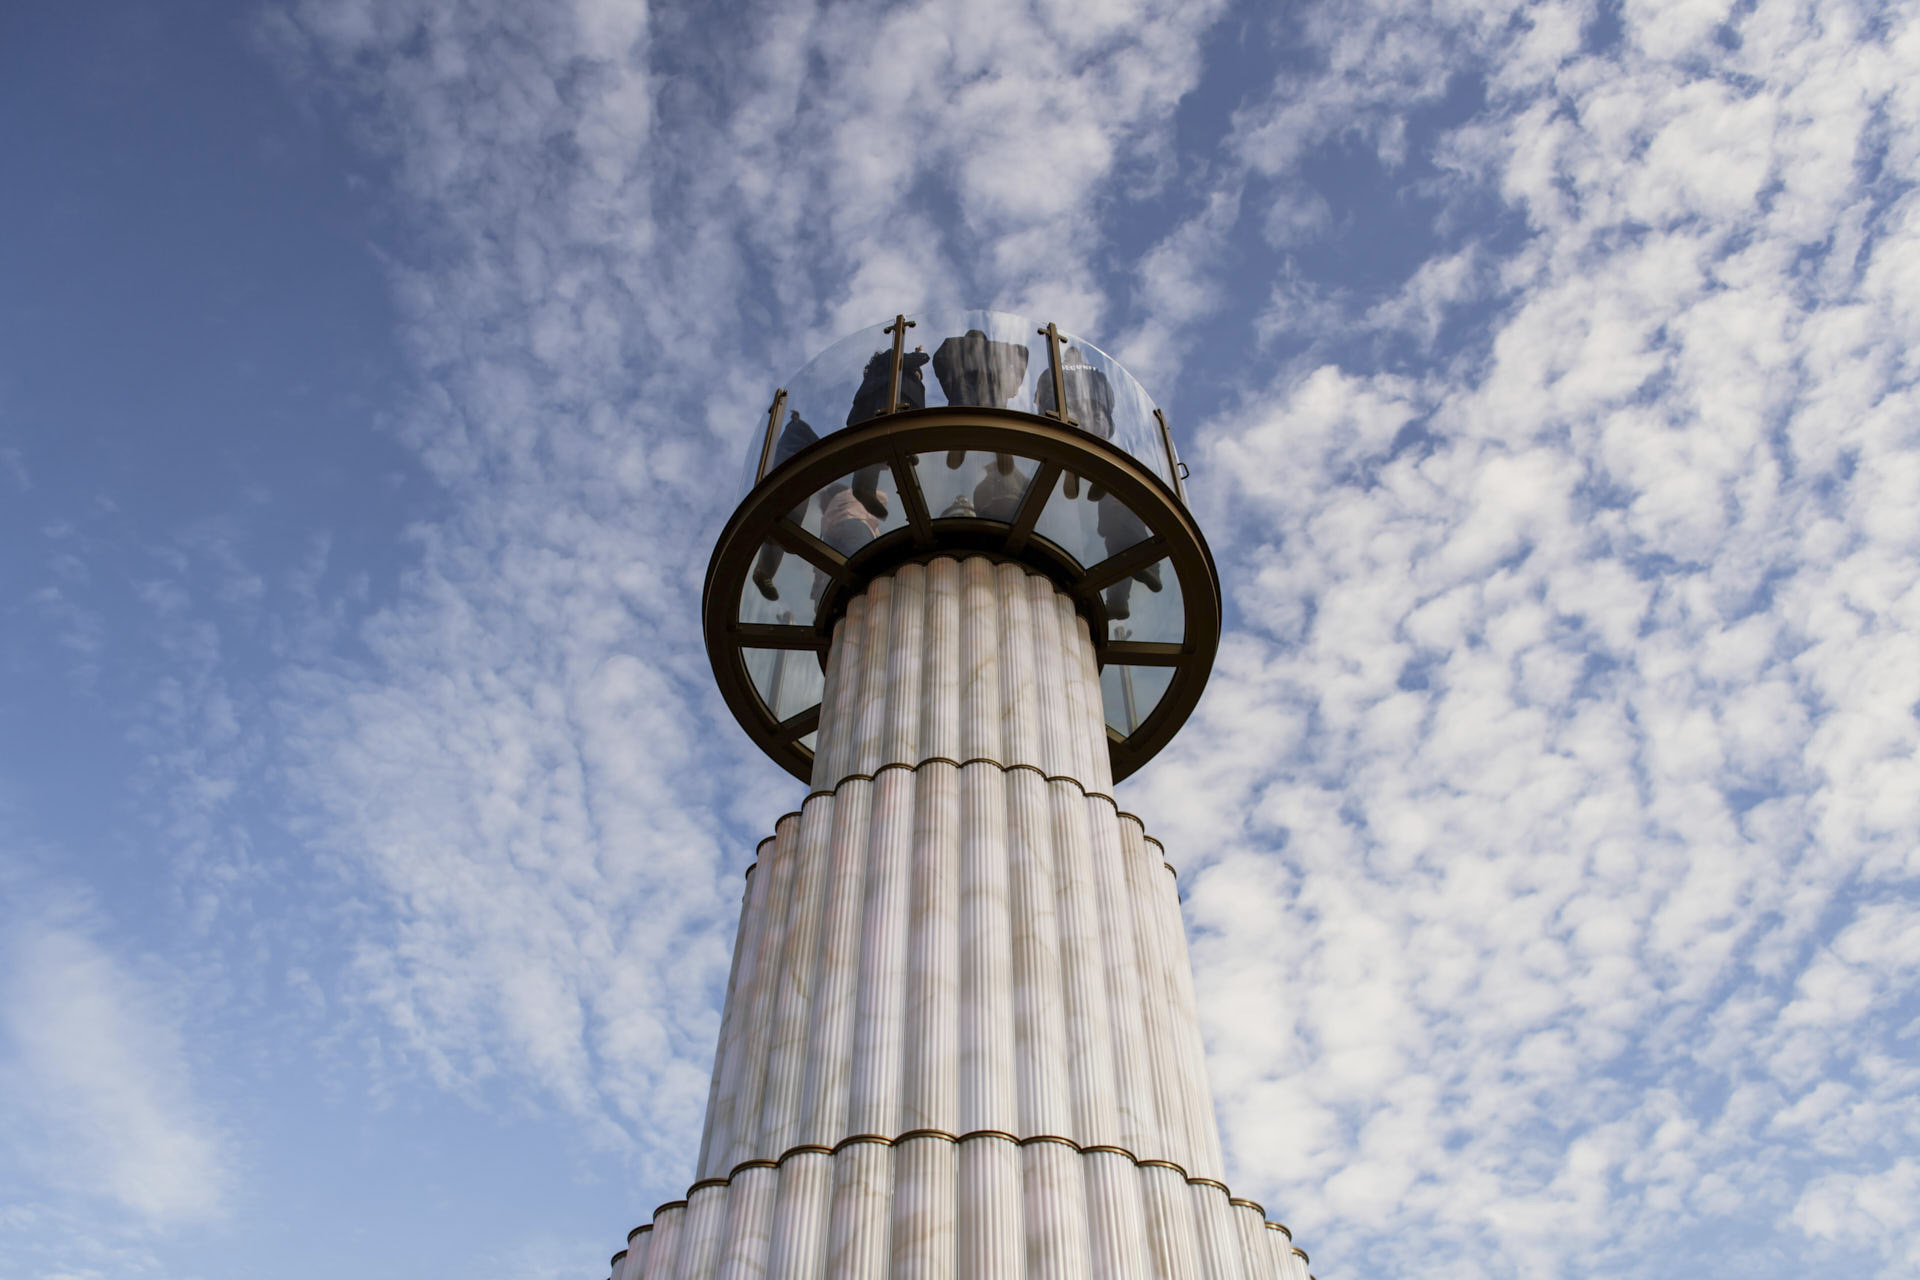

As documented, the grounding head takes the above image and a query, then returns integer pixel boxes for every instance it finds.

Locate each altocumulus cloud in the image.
[110,0,1917,1276]
[0,872,229,1227]
[1135,1,1920,1276]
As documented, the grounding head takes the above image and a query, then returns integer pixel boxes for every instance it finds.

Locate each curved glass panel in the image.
[744,646,824,725]
[1100,663,1174,736]
[1054,331,1172,487]
[910,309,1048,415]
[1031,472,1152,569]
[740,321,895,490]
[744,311,1178,495]
[917,449,1041,523]
[1105,556,1182,644]
[737,462,910,622]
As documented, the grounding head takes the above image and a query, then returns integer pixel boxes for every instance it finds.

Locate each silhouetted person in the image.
[847,345,929,423]
[751,410,820,600]
[1038,344,1116,499]
[841,345,926,520]
[933,329,1030,468]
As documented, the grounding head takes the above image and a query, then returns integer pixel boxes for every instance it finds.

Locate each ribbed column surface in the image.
[609,559,1314,1280]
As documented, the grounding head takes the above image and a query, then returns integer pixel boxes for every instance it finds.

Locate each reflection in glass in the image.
[1100,663,1174,736]
[744,647,824,724]
[1032,473,1153,570]
[1106,557,1181,643]
[916,450,1039,523]
[748,462,910,607]
[738,546,819,628]
[1056,332,1174,487]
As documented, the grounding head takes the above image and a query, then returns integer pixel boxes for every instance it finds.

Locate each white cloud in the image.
[0,881,228,1225]
[144,0,1920,1272]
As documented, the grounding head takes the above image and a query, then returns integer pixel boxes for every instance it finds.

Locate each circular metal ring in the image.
[704,407,1221,784]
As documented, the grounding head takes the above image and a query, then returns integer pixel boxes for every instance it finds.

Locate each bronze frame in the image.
[704,407,1220,785]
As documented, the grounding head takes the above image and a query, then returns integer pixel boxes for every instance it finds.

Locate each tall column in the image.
[614,557,1301,1279]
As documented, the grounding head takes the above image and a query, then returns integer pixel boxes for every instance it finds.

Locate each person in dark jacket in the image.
[1037,345,1116,499]
[751,410,820,600]
[841,345,927,520]
[1035,345,1115,435]
[847,345,930,423]
[933,329,1031,468]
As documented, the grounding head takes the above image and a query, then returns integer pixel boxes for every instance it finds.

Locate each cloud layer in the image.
[6,1,1914,1277]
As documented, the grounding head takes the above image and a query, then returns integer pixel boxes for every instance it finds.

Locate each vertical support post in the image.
[1038,322,1076,426]
[1153,407,1188,506]
[767,608,794,714]
[756,389,789,483]
[1114,624,1139,731]
[885,315,916,413]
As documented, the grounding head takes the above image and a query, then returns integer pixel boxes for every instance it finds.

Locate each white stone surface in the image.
[713,1164,777,1280]
[648,1203,684,1279]
[674,1183,728,1280]
[615,558,1309,1278]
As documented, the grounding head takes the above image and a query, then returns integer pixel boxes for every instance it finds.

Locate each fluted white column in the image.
[612,557,1315,1278]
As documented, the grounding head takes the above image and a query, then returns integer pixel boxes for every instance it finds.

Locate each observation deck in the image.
[703,309,1220,784]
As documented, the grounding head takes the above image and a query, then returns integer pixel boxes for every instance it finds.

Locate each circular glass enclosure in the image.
[705,309,1218,784]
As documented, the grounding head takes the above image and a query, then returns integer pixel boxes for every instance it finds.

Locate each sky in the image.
[1,0,1917,1277]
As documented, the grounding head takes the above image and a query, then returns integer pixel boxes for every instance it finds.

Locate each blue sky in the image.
[3,1,1918,1277]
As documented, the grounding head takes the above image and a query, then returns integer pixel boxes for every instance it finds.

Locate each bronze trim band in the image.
[774,1144,833,1166]
[895,1127,960,1145]
[802,752,1119,811]
[724,1158,778,1180]
[957,1128,1021,1146]
[1017,1133,1081,1150]
[610,1250,626,1266]
[1293,1246,1310,1262]
[747,759,1204,876]
[830,1133,895,1154]
[631,1134,1316,1269]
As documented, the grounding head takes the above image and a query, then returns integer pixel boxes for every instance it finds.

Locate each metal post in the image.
[885,315,915,413]
[767,608,794,713]
[756,389,788,483]
[1038,322,1076,426]
[1152,407,1188,505]
[1114,624,1139,731]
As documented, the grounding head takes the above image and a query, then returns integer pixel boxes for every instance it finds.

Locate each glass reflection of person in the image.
[751,409,820,600]
[1037,344,1115,499]
[841,344,928,520]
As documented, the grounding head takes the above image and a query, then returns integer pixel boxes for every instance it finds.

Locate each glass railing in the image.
[740,309,1184,497]
[732,310,1194,749]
